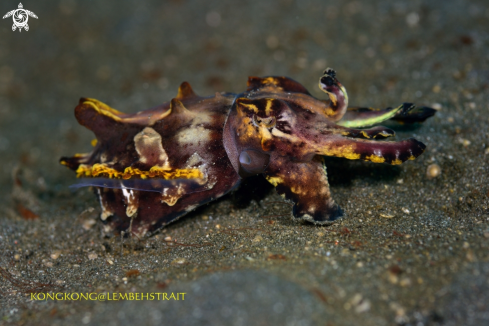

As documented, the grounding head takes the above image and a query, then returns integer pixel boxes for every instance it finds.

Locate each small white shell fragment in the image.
[426,164,442,179]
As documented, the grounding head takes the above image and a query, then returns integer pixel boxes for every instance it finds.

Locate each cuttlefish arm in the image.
[317,68,349,122]
[339,103,436,128]
[264,154,343,223]
[335,125,396,139]
[310,135,426,165]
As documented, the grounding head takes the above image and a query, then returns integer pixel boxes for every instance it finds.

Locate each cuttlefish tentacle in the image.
[264,154,343,224]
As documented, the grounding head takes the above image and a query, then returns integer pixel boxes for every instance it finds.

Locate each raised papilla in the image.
[60,69,435,235]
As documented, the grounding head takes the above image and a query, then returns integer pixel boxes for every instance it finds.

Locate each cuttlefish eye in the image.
[252,115,276,129]
[238,149,270,177]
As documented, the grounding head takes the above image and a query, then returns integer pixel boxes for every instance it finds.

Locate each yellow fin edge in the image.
[76,163,203,180]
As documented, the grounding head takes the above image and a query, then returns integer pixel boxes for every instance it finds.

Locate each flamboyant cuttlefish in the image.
[60,69,435,235]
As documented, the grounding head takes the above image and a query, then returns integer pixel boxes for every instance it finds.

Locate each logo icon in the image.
[3,3,38,32]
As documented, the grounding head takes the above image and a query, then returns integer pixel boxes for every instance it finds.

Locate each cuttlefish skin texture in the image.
[60,69,435,235]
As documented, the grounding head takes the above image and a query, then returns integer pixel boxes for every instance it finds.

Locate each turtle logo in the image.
[3,3,38,32]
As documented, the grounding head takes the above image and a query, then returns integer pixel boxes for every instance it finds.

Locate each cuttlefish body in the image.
[61,69,435,235]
